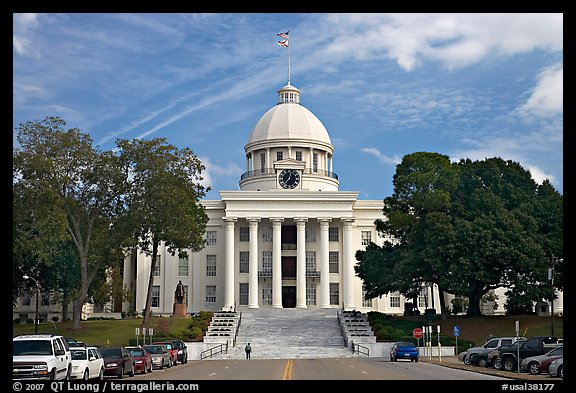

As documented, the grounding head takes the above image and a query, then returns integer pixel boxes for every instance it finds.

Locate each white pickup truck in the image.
[13,334,72,380]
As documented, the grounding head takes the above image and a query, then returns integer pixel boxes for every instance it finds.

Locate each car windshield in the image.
[547,346,563,356]
[144,346,163,354]
[171,342,182,349]
[129,349,145,357]
[13,340,53,356]
[396,342,415,348]
[71,350,87,360]
[100,348,122,357]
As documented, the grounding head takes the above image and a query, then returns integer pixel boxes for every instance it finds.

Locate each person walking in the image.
[245,342,252,359]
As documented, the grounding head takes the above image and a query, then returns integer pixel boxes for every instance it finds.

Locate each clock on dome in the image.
[278,169,300,189]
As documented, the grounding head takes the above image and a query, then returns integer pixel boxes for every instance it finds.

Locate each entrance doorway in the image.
[282,286,296,308]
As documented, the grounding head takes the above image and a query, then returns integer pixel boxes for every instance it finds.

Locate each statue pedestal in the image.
[173,303,187,317]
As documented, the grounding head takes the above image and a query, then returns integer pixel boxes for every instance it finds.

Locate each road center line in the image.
[282,359,294,380]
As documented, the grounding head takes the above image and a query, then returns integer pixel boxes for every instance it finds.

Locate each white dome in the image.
[247,102,332,145]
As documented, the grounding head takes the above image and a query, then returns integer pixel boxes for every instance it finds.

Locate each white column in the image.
[271,218,284,308]
[288,146,292,159]
[295,218,308,308]
[248,218,260,308]
[309,147,314,171]
[266,148,270,172]
[246,154,249,174]
[318,218,331,308]
[223,217,237,310]
[342,218,356,310]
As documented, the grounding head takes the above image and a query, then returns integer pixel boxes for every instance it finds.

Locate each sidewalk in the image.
[419,356,555,381]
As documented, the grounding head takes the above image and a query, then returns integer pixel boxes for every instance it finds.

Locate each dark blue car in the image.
[390,341,419,362]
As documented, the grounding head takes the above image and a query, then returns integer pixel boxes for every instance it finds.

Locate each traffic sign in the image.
[413,327,423,339]
[453,326,460,336]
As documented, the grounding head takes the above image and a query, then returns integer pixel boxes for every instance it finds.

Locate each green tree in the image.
[13,117,128,330]
[356,153,563,318]
[116,138,209,329]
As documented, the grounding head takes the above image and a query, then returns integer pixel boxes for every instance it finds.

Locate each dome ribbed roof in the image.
[247,84,331,145]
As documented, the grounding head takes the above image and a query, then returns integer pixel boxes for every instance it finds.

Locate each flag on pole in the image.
[278,39,288,48]
[277,31,290,40]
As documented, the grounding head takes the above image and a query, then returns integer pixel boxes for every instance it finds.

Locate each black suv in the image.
[168,339,188,364]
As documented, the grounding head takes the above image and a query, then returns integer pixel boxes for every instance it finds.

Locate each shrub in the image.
[13,318,21,325]
[52,316,59,323]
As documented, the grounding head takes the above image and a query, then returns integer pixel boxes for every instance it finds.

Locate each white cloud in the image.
[199,157,243,190]
[13,13,41,57]
[361,148,401,165]
[519,64,563,118]
[527,165,555,186]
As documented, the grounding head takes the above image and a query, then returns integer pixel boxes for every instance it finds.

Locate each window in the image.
[361,231,372,246]
[151,286,160,307]
[41,293,50,306]
[329,251,339,273]
[239,251,249,273]
[262,226,273,242]
[330,283,339,305]
[362,286,373,308]
[306,283,316,306]
[206,231,217,246]
[306,251,316,272]
[178,258,189,276]
[22,293,31,306]
[153,255,161,277]
[260,153,266,173]
[418,287,428,308]
[261,284,272,305]
[329,227,339,242]
[313,153,318,172]
[296,151,302,161]
[389,292,400,308]
[184,285,189,304]
[305,227,316,242]
[239,283,249,306]
[205,286,216,304]
[276,151,283,161]
[206,255,216,277]
[239,227,250,242]
[262,251,273,272]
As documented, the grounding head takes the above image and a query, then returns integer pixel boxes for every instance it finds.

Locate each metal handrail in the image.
[353,343,370,356]
[240,168,339,182]
[200,342,228,360]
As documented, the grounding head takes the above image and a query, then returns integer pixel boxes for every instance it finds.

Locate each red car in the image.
[152,342,178,367]
[537,355,563,375]
[126,346,153,374]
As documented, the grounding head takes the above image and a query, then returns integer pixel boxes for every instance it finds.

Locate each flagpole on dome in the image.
[287,29,291,86]
[277,30,291,86]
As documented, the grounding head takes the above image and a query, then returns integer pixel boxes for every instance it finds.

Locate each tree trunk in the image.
[466,291,483,317]
[438,288,448,321]
[62,290,69,322]
[141,239,159,329]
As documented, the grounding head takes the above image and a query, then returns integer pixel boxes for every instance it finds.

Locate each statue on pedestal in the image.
[175,280,185,304]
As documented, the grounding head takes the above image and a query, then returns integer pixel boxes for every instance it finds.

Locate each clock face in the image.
[279,169,300,189]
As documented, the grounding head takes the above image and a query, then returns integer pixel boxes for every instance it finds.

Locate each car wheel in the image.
[463,354,471,365]
[415,358,419,363]
[503,358,517,372]
[98,368,104,381]
[83,369,89,380]
[129,365,135,377]
[478,358,488,368]
[49,369,56,381]
[559,365,563,379]
[117,366,124,379]
[528,362,540,375]
[493,358,502,370]
[66,365,72,380]
[160,361,164,369]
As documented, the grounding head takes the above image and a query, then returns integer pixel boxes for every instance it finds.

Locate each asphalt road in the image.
[121,358,508,380]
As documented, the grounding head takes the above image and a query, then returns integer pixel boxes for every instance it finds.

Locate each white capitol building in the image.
[120,81,562,318]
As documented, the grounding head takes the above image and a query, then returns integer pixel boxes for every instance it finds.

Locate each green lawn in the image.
[12,316,205,347]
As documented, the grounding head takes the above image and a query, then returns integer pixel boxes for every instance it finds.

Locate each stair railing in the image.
[353,343,370,356]
[200,342,228,360]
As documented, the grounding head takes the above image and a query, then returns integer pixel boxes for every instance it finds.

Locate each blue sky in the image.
[13,13,563,200]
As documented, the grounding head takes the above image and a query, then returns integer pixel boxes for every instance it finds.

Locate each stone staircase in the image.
[214,308,356,359]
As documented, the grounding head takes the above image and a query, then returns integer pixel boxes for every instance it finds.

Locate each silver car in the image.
[520,345,563,375]
[548,357,563,378]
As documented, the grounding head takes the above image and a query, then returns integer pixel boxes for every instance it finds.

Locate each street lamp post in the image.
[548,256,563,337]
[23,275,40,334]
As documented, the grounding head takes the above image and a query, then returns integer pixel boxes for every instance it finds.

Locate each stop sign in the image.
[413,327,423,339]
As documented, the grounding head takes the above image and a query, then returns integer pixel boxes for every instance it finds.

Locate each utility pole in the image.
[23,275,40,334]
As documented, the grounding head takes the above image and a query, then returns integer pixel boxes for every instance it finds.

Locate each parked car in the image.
[152,341,178,367]
[537,355,563,376]
[70,346,104,380]
[168,339,188,364]
[143,344,172,369]
[519,345,563,375]
[65,337,86,348]
[126,346,153,374]
[498,336,560,372]
[13,334,72,380]
[460,336,521,367]
[489,338,527,369]
[390,341,419,362]
[548,357,563,378]
[100,347,135,379]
